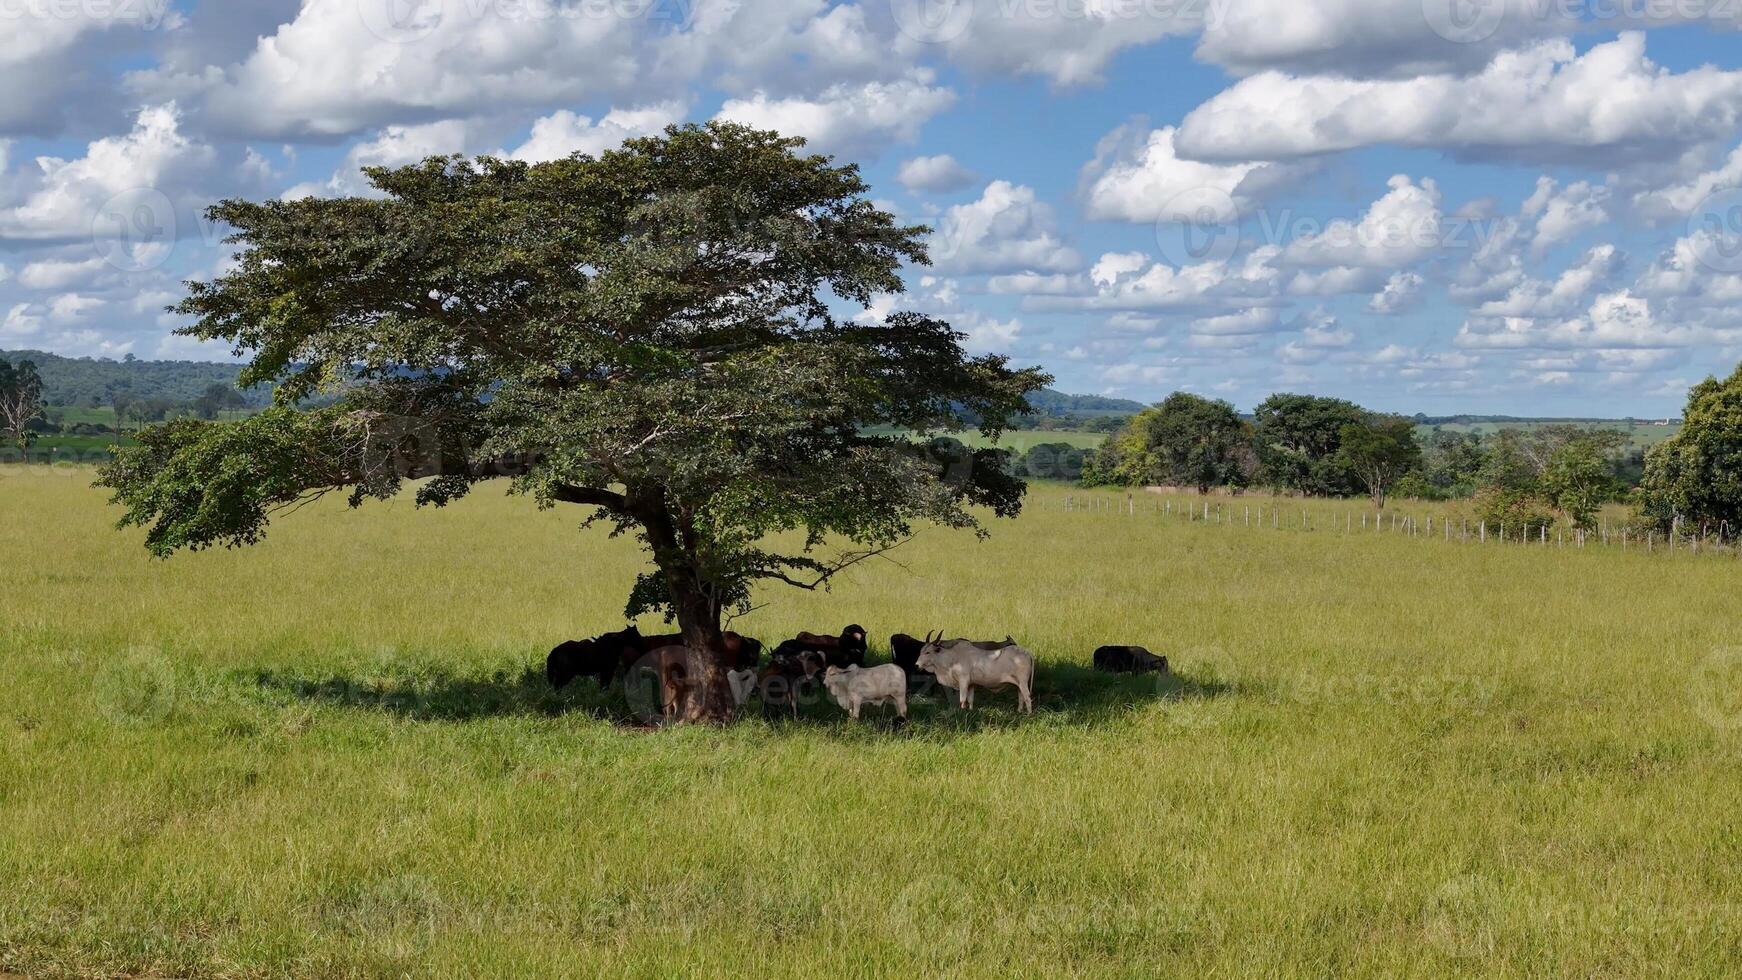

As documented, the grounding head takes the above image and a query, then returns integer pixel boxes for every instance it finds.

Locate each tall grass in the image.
[3,469,1741,977]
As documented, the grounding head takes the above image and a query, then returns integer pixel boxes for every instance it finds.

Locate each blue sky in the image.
[5,1,1742,417]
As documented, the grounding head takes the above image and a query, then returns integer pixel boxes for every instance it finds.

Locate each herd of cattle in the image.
[546,624,1172,722]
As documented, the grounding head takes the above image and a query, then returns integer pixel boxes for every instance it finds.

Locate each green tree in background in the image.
[97,123,1048,721]
[1336,414,1421,509]
[1098,392,1250,493]
[1640,364,1742,537]
[1251,393,1365,496]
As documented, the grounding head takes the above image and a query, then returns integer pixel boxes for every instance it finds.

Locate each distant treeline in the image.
[1071,392,1650,534]
[0,349,271,410]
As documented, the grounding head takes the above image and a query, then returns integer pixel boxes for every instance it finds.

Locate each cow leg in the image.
[895,689,907,720]
[850,699,861,720]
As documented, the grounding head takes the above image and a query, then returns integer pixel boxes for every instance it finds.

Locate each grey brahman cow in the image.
[821,664,908,720]
[914,631,1035,713]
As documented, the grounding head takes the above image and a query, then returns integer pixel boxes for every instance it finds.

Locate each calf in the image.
[757,651,827,720]
[629,645,700,722]
[822,665,908,721]
[773,624,868,668]
[1093,645,1170,675]
[915,632,1035,713]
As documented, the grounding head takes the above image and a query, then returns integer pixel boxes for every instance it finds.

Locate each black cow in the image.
[889,633,925,676]
[547,627,644,689]
[549,627,762,690]
[773,624,868,669]
[1093,645,1170,675]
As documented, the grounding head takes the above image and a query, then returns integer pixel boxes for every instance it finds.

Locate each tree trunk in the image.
[665,569,733,724]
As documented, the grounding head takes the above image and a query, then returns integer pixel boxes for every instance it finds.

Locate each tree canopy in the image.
[1091,392,1250,493]
[1641,363,1742,536]
[98,122,1049,720]
[1251,393,1365,496]
[1335,414,1420,509]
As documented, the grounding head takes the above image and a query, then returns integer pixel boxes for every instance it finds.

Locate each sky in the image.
[4,1,1742,417]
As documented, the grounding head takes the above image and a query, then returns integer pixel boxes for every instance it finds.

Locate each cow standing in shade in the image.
[915,631,1035,713]
[822,664,908,721]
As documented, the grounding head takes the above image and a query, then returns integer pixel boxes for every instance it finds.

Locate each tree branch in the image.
[552,483,628,509]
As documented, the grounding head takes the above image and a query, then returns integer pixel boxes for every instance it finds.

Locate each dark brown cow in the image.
[773,624,868,668]
[757,651,827,720]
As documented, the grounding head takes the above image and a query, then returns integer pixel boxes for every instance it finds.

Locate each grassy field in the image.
[4,469,1742,977]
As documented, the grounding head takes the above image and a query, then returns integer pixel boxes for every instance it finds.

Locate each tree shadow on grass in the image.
[246,664,611,723]
[245,657,1243,733]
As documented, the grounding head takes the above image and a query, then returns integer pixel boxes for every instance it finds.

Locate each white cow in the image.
[915,633,1035,713]
[821,664,908,720]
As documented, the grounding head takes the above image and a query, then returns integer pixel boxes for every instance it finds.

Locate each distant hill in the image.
[0,349,268,408]
[1023,389,1145,417]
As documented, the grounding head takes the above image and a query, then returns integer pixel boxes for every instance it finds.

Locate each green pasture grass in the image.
[3,471,1742,977]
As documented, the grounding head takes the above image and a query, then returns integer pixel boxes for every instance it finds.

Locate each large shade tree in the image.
[98,123,1048,721]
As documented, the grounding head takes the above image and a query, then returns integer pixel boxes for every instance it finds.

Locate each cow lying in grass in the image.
[547,626,761,690]
[1093,645,1169,675]
[915,632,1035,713]
[773,625,867,668]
